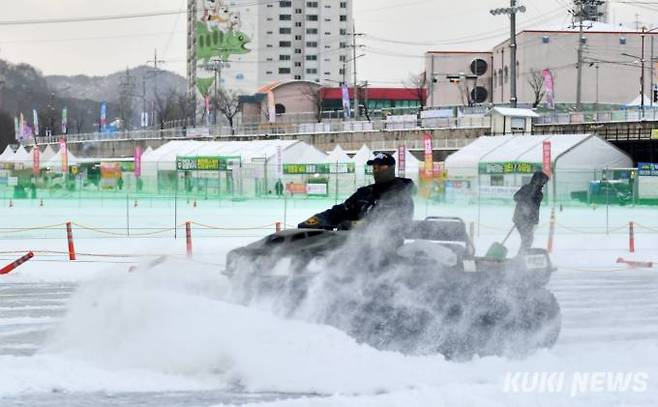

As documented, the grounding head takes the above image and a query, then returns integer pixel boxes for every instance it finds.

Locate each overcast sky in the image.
[0,0,656,86]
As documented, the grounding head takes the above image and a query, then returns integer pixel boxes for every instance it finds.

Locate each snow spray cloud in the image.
[226,197,561,360]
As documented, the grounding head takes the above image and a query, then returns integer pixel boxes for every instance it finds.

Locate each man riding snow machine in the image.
[226,154,560,360]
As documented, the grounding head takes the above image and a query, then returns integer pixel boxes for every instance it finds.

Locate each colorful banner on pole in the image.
[267,91,276,124]
[19,113,24,142]
[543,69,555,110]
[341,84,351,119]
[423,132,433,178]
[100,103,107,131]
[33,147,40,176]
[33,110,39,136]
[134,146,143,178]
[59,138,68,174]
[543,141,552,177]
[14,117,19,141]
[398,145,406,177]
[61,107,68,134]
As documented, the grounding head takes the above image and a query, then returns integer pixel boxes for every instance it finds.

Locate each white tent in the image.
[0,146,14,163]
[445,134,632,201]
[40,145,57,164]
[327,144,351,163]
[392,148,421,175]
[625,94,653,107]
[45,149,78,170]
[11,146,31,164]
[351,144,374,166]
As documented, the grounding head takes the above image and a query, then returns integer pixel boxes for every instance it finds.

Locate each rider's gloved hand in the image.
[298,214,332,230]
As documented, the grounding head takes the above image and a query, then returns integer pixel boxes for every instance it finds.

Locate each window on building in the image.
[306,15,318,21]
[339,55,346,62]
[280,27,291,34]
[306,55,317,60]
[340,42,347,48]
[279,41,291,47]
[279,1,291,7]
[340,2,347,8]
[306,41,318,47]
[339,68,345,75]
[295,48,302,54]
[324,18,331,22]
[306,68,318,74]
[294,75,302,79]
[280,54,291,60]
[267,57,273,62]
[280,14,291,20]
[295,22,302,27]
[339,28,347,35]
[306,28,318,34]
[295,8,302,13]
[295,35,302,40]
[266,44,273,48]
[542,35,550,44]
[294,61,302,67]
[324,72,331,75]
[340,15,347,21]
[279,67,291,74]
[267,31,273,35]
[267,71,273,75]
[324,31,331,35]
[306,1,318,7]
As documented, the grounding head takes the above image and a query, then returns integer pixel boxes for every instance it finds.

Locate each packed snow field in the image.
[1,198,657,406]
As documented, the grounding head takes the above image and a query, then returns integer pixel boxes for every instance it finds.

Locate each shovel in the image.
[485,225,516,260]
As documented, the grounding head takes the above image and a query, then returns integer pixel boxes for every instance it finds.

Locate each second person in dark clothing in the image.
[513,171,549,255]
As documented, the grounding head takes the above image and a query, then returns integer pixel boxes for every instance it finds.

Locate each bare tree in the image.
[154,88,189,128]
[300,84,324,122]
[528,69,546,108]
[213,89,241,134]
[404,72,429,115]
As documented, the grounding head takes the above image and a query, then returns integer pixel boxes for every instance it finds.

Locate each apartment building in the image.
[258,0,354,86]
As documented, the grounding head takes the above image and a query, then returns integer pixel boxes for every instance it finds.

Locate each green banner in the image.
[283,163,331,175]
[176,156,241,171]
[479,161,542,175]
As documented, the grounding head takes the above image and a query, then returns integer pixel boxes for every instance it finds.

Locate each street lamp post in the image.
[490,1,526,108]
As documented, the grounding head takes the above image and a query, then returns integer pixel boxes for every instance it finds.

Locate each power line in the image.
[0,10,186,26]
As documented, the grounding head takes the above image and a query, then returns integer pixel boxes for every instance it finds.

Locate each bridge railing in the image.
[35,116,491,145]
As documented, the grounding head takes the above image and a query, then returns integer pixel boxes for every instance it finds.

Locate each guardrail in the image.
[35,116,491,145]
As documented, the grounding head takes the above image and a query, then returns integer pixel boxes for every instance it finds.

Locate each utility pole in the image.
[490,1,526,108]
[147,49,165,127]
[575,1,585,110]
[350,25,364,120]
[641,26,646,117]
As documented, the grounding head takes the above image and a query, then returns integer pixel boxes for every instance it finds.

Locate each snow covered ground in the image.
[1,198,657,406]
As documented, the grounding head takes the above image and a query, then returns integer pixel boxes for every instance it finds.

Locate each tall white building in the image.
[257,0,354,86]
[188,0,353,121]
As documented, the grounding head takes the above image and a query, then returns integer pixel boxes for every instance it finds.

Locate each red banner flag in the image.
[32,147,40,176]
[59,138,68,174]
[134,146,143,178]
[398,145,406,177]
[543,141,552,177]
[423,132,433,178]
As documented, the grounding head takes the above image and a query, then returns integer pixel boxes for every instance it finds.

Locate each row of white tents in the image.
[0,145,78,170]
